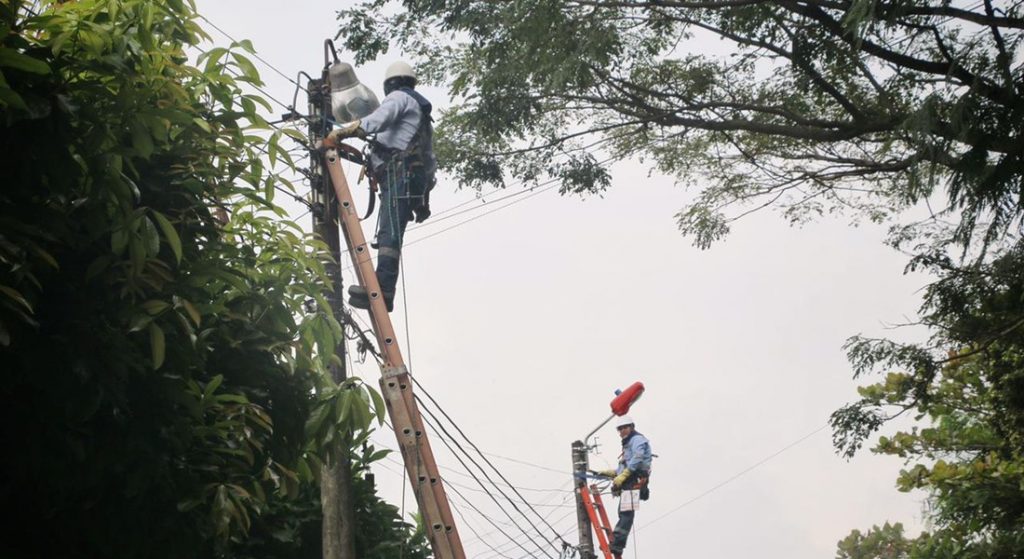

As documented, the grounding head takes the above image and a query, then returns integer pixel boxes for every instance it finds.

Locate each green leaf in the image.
[280,127,308,144]
[25,241,59,270]
[305,402,330,440]
[0,47,50,75]
[231,52,261,84]
[111,227,129,255]
[198,46,229,69]
[181,299,201,326]
[193,117,212,133]
[267,130,280,167]
[233,39,256,54]
[142,300,170,315]
[131,119,154,158]
[141,216,160,258]
[367,448,391,463]
[340,390,353,424]
[368,385,386,425]
[128,313,154,333]
[151,210,183,264]
[0,285,32,313]
[204,375,224,399]
[148,323,166,369]
[0,70,28,110]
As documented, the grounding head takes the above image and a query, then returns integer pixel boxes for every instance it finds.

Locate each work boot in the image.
[348,285,395,312]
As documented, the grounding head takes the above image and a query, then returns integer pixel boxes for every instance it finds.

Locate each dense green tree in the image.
[831,240,1024,558]
[0,1,416,557]
[337,0,1022,249]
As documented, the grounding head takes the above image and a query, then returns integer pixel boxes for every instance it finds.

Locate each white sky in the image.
[192,2,930,557]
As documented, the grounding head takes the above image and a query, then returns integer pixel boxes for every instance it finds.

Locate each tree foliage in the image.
[0,1,411,557]
[337,0,1022,249]
[831,239,1024,558]
[836,522,918,559]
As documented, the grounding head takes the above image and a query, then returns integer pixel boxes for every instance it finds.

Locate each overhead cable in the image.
[413,405,561,556]
[410,379,574,544]
[642,423,829,528]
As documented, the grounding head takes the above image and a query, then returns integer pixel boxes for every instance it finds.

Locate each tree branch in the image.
[780,1,1010,105]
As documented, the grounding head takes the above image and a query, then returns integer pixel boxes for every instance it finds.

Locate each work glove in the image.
[593,469,617,478]
[326,119,364,145]
[612,468,631,489]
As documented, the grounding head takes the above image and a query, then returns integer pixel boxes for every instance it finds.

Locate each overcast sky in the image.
[192,2,931,557]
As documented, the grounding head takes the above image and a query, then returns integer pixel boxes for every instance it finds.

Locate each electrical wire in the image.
[446,486,519,559]
[409,379,575,544]
[641,423,829,528]
[475,505,580,559]
[373,413,573,557]
[479,452,569,476]
[417,409,559,559]
[196,13,309,94]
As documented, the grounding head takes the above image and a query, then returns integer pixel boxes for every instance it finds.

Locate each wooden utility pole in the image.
[308,76,357,559]
[572,440,597,559]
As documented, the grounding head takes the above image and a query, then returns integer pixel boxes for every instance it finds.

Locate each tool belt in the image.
[625,469,651,501]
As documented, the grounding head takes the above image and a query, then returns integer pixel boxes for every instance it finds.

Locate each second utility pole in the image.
[308,75,358,559]
[572,441,596,559]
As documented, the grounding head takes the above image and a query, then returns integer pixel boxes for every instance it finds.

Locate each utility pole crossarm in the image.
[322,144,466,559]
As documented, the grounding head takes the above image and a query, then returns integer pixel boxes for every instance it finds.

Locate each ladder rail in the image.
[579,484,614,559]
[323,146,466,559]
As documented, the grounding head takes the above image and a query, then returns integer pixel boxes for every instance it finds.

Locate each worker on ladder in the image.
[597,416,652,558]
[328,60,436,312]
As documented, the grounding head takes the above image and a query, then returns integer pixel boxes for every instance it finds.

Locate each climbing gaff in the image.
[584,381,645,446]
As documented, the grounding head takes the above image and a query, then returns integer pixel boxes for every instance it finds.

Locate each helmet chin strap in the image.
[384,76,416,95]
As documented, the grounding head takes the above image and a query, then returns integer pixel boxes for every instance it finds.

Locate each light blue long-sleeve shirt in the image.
[617,432,652,474]
[361,90,421,149]
[360,89,425,169]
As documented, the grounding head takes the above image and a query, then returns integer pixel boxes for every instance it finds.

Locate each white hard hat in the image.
[384,60,416,82]
[614,415,635,429]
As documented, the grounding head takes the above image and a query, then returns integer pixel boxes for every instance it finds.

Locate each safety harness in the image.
[362,87,435,223]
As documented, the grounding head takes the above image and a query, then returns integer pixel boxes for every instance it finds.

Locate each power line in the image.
[475,504,580,559]
[467,480,576,549]
[408,130,630,227]
[446,485,519,559]
[641,423,829,528]
[412,382,571,547]
[417,406,560,559]
[196,13,309,94]
[422,411,556,559]
[480,451,569,476]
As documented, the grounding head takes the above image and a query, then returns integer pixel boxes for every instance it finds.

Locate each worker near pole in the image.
[597,416,652,559]
[327,60,436,312]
